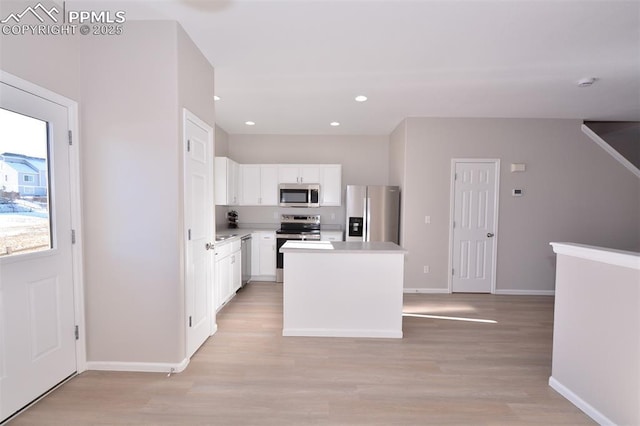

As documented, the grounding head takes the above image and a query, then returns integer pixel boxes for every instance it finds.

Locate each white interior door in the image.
[0,82,77,422]
[184,110,214,359]
[450,160,499,293]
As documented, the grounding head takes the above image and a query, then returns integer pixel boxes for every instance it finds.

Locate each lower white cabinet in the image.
[251,231,276,280]
[214,239,241,311]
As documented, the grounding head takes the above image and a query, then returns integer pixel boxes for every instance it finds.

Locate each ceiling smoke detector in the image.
[577,77,598,87]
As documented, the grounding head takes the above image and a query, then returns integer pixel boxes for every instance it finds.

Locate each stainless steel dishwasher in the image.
[240,234,252,287]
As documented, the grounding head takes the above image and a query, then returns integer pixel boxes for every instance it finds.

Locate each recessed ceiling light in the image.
[577,77,598,87]
[330,122,340,127]
[355,95,368,102]
[214,95,221,101]
[245,121,255,126]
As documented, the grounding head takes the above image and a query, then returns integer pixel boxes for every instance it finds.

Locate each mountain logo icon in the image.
[1,2,59,24]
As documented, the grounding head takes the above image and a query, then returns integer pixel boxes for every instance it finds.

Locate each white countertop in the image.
[550,242,640,270]
[280,240,407,254]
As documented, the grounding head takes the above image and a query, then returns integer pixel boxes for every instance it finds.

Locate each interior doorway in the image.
[449,159,500,293]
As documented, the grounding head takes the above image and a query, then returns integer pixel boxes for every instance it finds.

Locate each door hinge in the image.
[74,325,79,340]
[187,139,191,152]
[452,221,455,228]
[188,229,191,240]
[68,130,73,146]
[454,173,457,180]
[189,316,192,327]
[452,268,455,276]
[71,229,76,244]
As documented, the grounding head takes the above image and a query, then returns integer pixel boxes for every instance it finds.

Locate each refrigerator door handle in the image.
[366,197,371,241]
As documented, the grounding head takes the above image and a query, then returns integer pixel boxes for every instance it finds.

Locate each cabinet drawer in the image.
[214,243,232,258]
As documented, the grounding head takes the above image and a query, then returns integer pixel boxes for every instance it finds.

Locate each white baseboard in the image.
[87,357,190,374]
[549,376,614,425]
[404,288,450,294]
[494,289,555,296]
[250,276,277,283]
[210,323,218,336]
[283,328,402,339]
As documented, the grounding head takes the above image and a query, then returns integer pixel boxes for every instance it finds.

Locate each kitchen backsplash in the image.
[216,206,345,229]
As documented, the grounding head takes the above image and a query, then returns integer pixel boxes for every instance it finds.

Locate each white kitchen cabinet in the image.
[240,165,278,206]
[214,239,241,311]
[215,157,239,206]
[320,231,344,242]
[251,231,276,280]
[320,165,342,206]
[278,165,320,184]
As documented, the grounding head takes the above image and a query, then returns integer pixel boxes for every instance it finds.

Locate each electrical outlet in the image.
[273,211,278,219]
[425,216,431,224]
[423,265,430,274]
[331,213,336,220]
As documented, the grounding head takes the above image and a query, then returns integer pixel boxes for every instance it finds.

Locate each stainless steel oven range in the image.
[276,214,321,282]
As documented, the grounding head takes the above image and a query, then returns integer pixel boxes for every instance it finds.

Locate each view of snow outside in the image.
[0,108,51,256]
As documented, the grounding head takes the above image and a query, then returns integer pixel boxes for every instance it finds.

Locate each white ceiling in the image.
[85,1,640,135]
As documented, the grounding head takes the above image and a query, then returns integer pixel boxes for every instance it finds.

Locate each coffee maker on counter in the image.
[227,210,238,229]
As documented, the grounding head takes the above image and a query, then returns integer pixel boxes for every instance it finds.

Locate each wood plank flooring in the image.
[10,283,594,425]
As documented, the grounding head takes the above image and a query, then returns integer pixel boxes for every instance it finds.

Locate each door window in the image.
[0,108,52,256]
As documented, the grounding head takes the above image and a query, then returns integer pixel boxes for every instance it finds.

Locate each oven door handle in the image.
[277,234,321,240]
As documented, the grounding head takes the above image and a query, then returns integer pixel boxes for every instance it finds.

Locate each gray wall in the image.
[80,21,183,363]
[225,134,389,228]
[394,117,640,293]
[0,1,80,100]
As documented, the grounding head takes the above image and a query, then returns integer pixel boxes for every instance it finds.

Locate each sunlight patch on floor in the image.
[402,312,497,324]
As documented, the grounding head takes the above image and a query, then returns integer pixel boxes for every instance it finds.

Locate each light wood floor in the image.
[11,283,594,425]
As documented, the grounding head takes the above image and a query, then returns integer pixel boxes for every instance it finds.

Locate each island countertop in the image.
[280,240,407,254]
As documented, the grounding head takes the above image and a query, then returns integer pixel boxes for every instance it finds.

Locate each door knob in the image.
[205,242,214,250]
[487,233,495,238]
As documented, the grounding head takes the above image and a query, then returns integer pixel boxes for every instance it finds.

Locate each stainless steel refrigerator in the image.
[345,185,400,243]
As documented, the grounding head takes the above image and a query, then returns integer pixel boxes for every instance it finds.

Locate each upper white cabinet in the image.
[240,165,278,206]
[217,158,341,207]
[278,165,320,184]
[215,157,239,206]
[320,165,342,206]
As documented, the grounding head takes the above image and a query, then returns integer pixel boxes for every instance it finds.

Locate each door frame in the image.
[0,70,86,372]
[447,158,500,294]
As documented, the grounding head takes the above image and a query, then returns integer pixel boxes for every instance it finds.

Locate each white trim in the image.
[283,328,403,339]
[581,124,640,179]
[550,242,640,270]
[448,158,501,294]
[0,70,86,373]
[494,289,555,296]
[549,376,615,426]
[403,288,450,294]
[87,358,190,374]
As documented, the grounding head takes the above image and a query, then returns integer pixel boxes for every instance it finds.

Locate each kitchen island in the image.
[280,241,407,338]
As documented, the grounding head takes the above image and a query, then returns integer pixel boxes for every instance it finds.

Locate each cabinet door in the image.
[251,233,260,276]
[230,251,241,293]
[320,165,342,206]
[240,165,261,205]
[260,165,279,206]
[215,254,230,310]
[258,232,276,275]
[278,165,299,184]
[228,160,239,205]
[214,157,229,206]
[299,166,320,184]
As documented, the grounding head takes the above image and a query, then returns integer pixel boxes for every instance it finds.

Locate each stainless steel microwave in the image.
[279,183,320,207]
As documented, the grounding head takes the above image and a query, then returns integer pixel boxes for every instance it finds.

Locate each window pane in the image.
[0,108,51,257]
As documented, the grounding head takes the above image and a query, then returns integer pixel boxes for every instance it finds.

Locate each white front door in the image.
[0,82,77,422]
[450,160,499,293]
[183,110,214,359]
